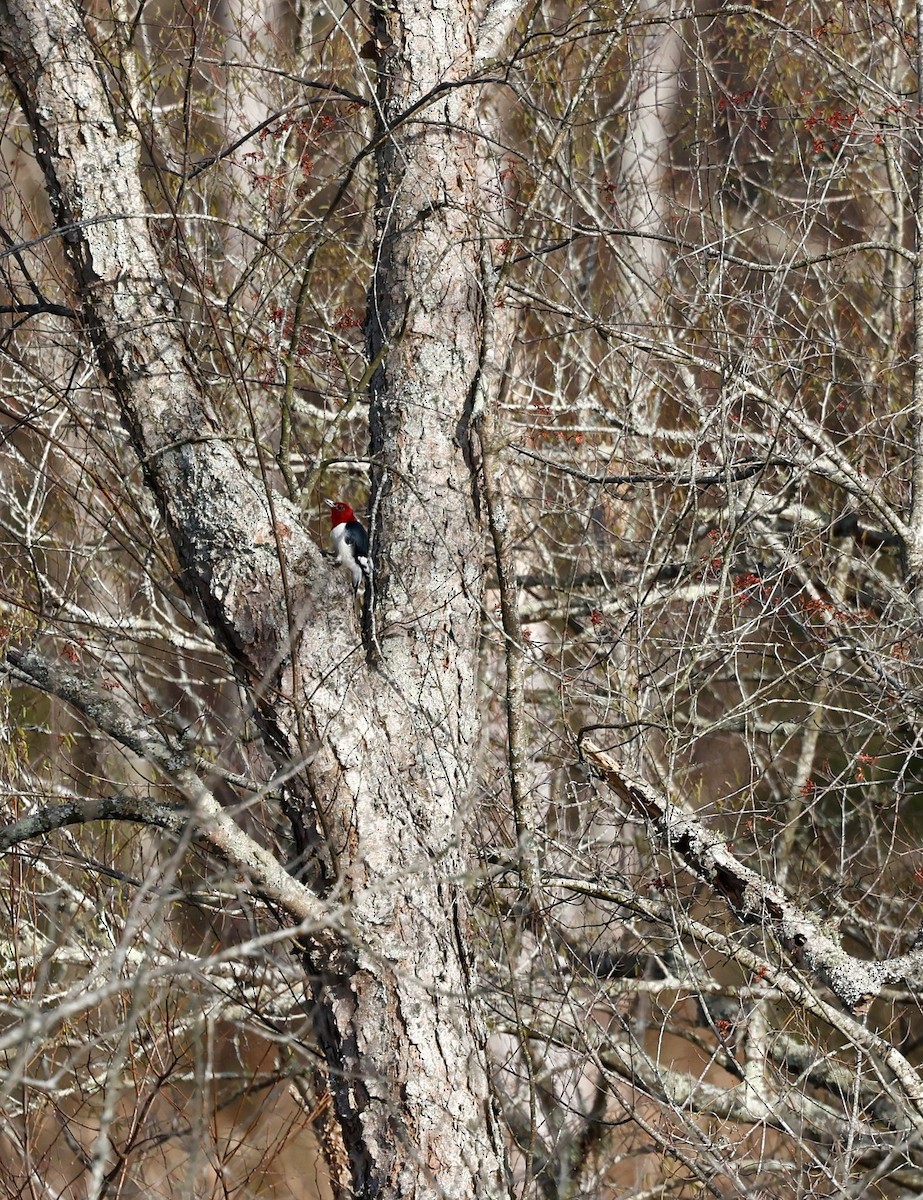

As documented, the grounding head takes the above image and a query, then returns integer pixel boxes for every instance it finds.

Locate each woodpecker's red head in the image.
[325,498,356,526]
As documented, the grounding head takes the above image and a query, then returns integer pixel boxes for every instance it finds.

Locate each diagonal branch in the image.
[545,868,923,1128]
[580,739,923,1015]
[3,648,346,953]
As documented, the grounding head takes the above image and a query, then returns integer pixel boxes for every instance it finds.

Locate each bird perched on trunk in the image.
[324,499,370,591]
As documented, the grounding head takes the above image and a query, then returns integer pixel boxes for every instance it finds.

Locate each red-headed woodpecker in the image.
[325,498,370,590]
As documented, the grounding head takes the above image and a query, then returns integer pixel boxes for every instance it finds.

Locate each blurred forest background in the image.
[1,0,923,1197]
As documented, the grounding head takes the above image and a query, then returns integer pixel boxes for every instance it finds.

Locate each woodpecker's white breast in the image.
[330,521,366,587]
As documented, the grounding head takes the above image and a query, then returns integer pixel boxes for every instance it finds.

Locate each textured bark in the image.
[0,0,514,1195]
[582,741,923,1018]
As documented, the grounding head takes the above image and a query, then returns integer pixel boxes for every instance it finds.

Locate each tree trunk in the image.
[0,0,514,1193]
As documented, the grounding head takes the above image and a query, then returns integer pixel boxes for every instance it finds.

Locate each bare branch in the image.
[580,740,923,1015]
[3,647,343,946]
[0,794,188,851]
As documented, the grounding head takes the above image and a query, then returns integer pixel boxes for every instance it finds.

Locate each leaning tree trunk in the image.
[0,0,518,1194]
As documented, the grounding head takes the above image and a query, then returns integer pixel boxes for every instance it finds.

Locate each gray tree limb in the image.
[581,740,923,1015]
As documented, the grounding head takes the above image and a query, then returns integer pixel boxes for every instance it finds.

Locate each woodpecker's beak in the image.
[323,498,334,508]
